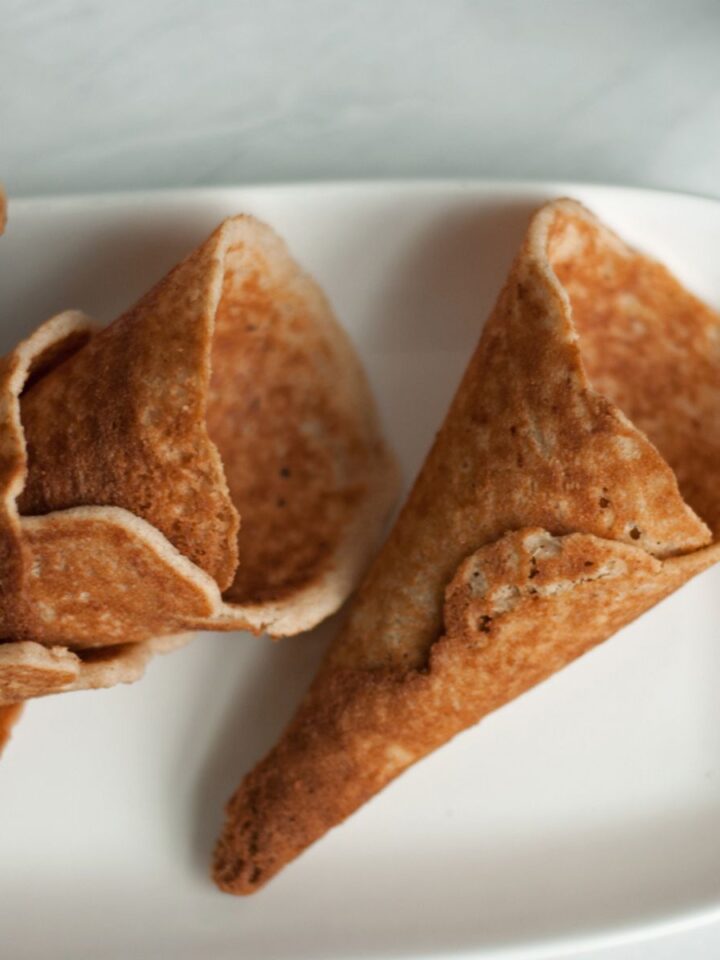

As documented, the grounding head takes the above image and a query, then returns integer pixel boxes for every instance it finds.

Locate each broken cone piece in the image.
[0,633,190,705]
[0,215,398,705]
[213,198,720,894]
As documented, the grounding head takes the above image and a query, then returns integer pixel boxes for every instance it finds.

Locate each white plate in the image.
[1,181,720,960]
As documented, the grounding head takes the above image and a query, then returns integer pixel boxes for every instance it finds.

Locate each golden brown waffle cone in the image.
[213,198,720,894]
[0,214,398,706]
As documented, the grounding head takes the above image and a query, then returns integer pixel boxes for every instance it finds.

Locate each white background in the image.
[2,1,720,957]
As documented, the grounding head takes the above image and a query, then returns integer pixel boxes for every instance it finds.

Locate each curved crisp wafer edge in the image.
[0,311,97,640]
[0,313,217,698]
[0,313,225,649]
[203,215,401,636]
[209,450,399,637]
[12,215,399,646]
[0,632,193,706]
[176,214,399,636]
[18,504,223,646]
[513,197,711,554]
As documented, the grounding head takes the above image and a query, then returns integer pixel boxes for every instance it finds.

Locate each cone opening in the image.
[546,206,720,537]
[10,223,382,619]
[206,238,362,607]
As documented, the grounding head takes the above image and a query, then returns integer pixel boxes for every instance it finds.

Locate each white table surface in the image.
[1,1,719,957]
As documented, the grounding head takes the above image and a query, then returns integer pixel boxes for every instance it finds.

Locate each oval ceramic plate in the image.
[1,182,719,960]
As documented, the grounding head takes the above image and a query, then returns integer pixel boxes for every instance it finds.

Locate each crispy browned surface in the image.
[12,216,397,647]
[0,314,97,639]
[207,227,393,608]
[0,702,22,755]
[547,213,720,536]
[0,188,24,734]
[0,213,396,701]
[329,204,711,676]
[18,511,216,647]
[18,236,240,589]
[0,633,191,706]
[215,530,719,893]
[214,199,720,894]
[0,350,30,636]
[0,312,221,661]
[0,641,79,702]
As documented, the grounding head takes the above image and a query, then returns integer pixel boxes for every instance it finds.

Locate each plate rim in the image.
[3,178,720,959]
[5,175,720,214]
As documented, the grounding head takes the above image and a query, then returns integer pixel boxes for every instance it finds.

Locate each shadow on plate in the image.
[0,208,212,349]
[185,617,337,877]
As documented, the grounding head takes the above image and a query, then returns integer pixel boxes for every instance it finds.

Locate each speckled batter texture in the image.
[213,199,720,894]
[0,214,398,706]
